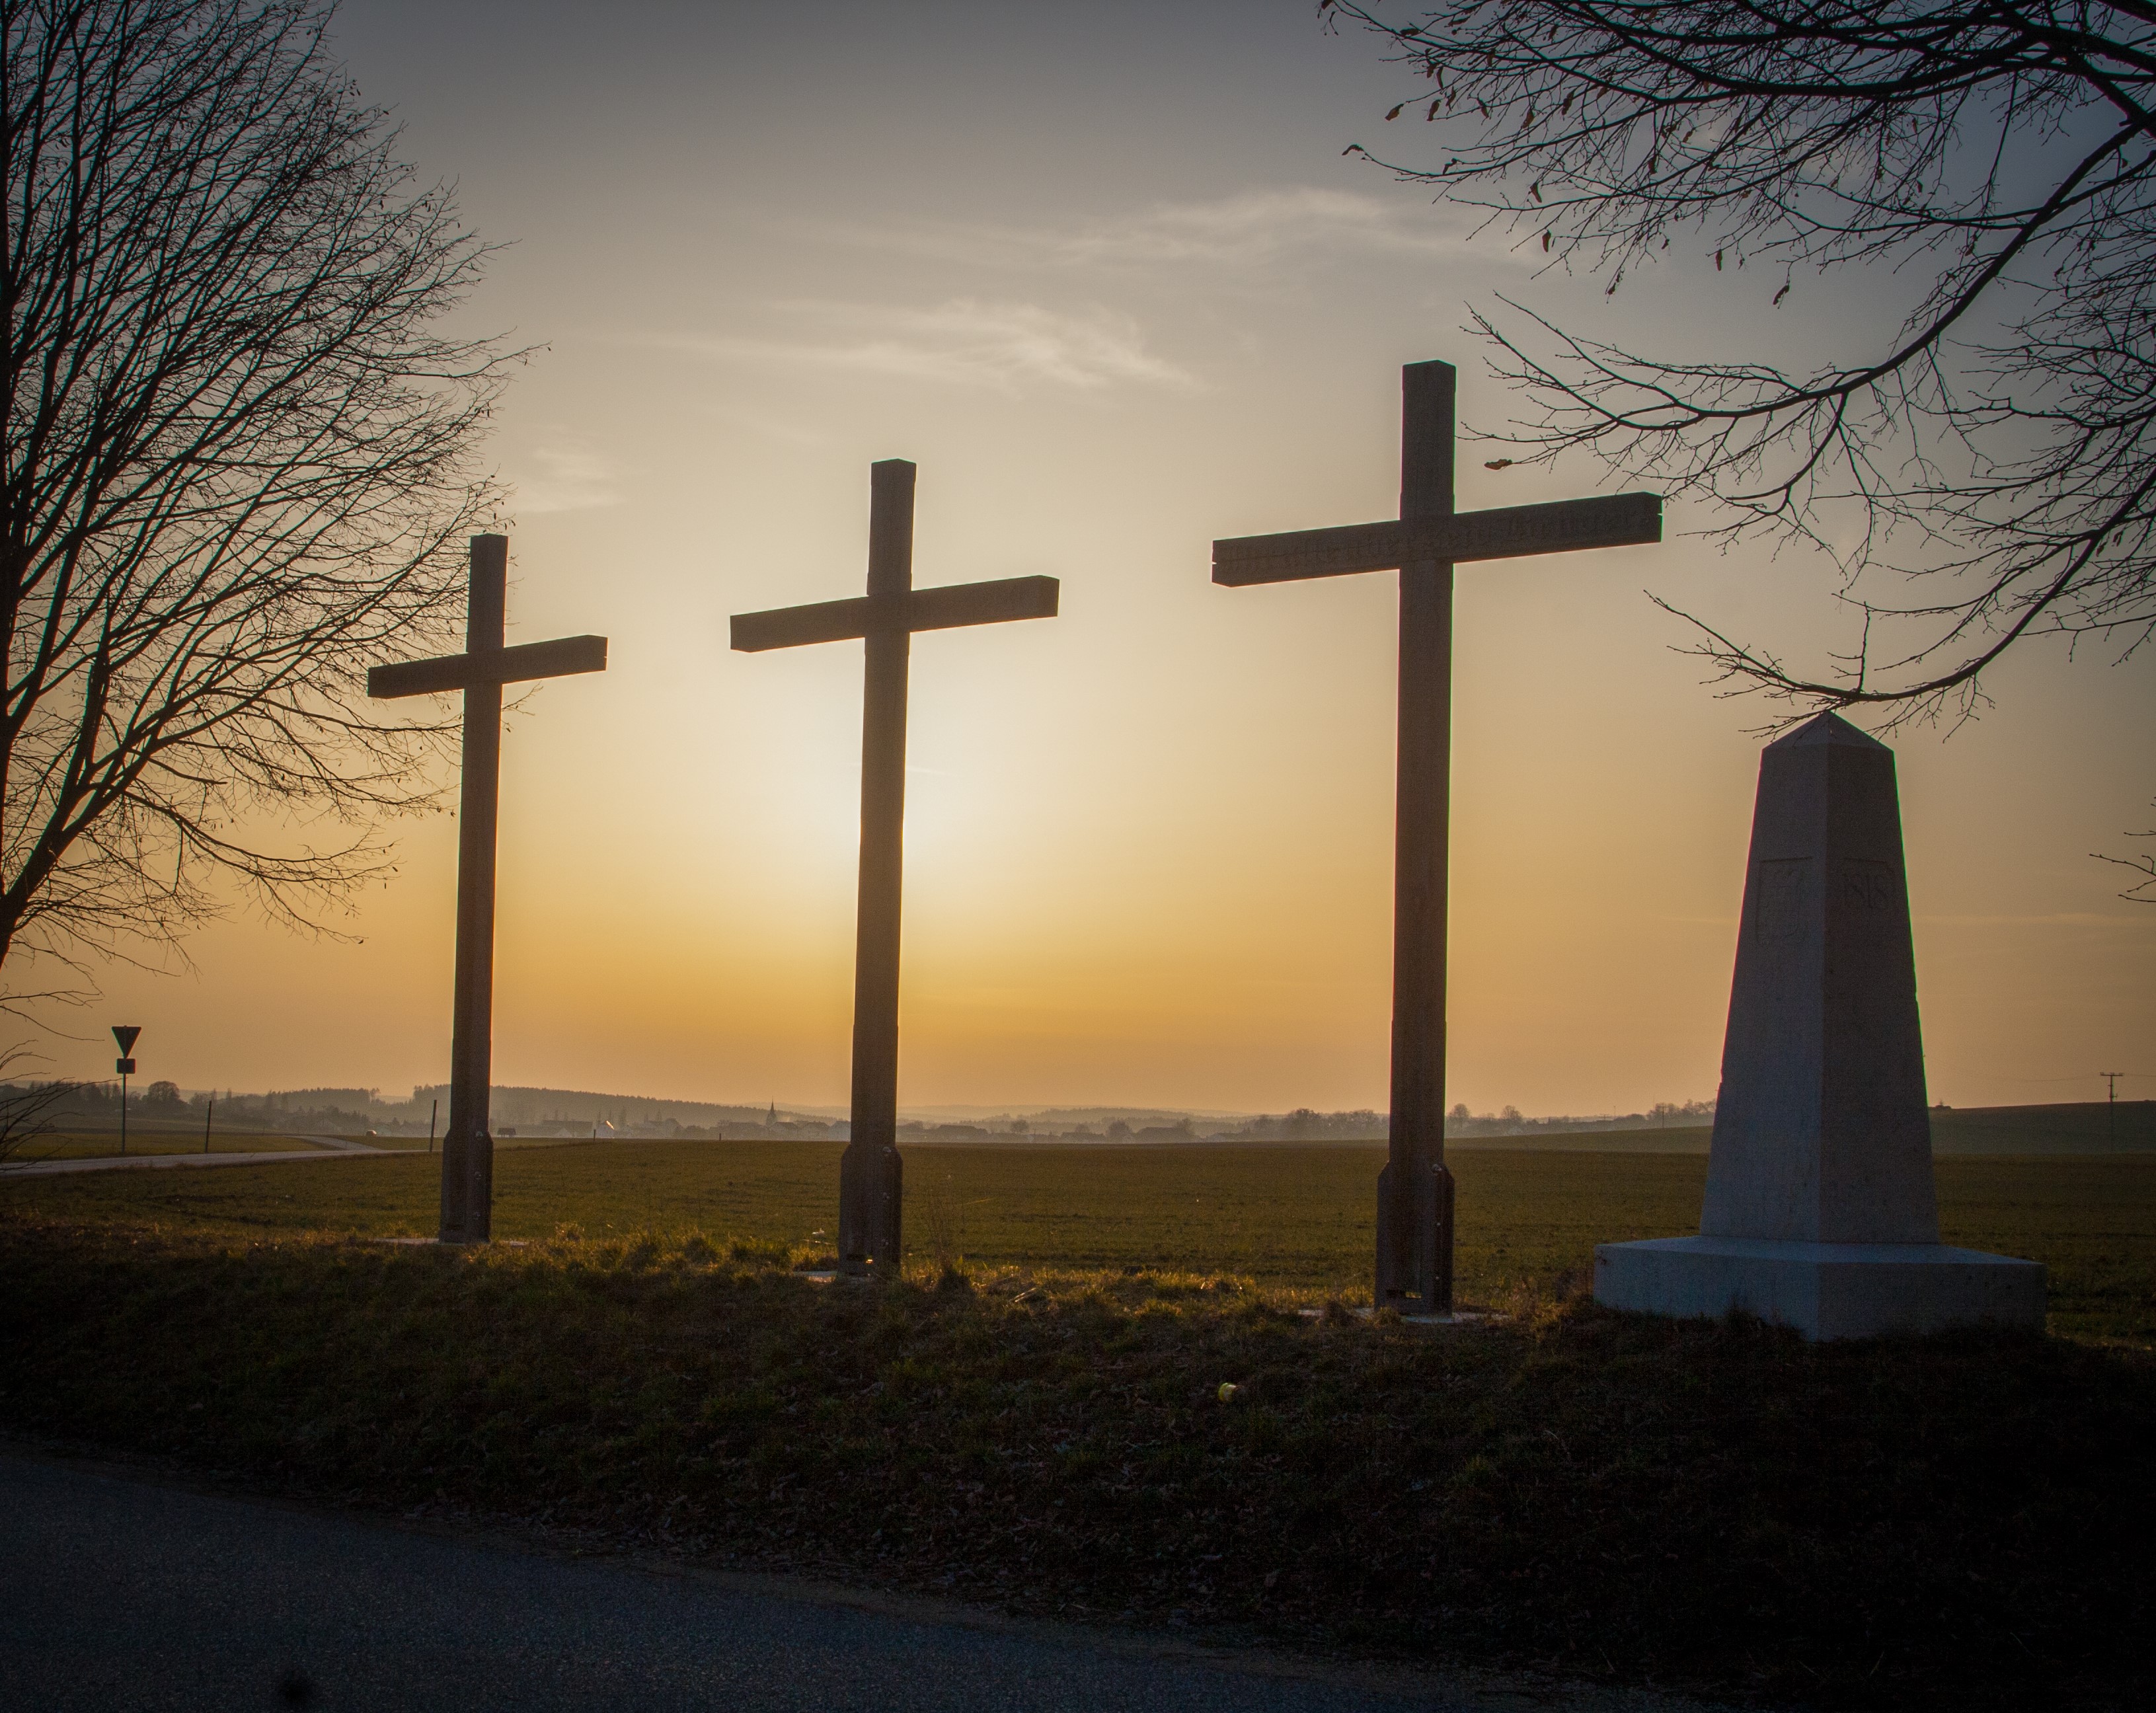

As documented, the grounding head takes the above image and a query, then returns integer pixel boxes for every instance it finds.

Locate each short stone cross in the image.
[1213,360,1661,1313]
[732,459,1058,1277]
[369,534,607,1243]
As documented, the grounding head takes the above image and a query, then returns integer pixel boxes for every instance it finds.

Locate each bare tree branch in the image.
[1330,0,2156,725]
[0,1042,85,1166]
[2,0,517,985]
[2094,800,2156,899]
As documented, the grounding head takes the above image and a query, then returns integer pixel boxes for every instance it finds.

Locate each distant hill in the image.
[397,1085,794,1133]
[17,1082,837,1138]
[26,1073,2143,1155]
[1450,1102,2154,1156]
[1930,1100,2155,1155]
[918,1104,1252,1130]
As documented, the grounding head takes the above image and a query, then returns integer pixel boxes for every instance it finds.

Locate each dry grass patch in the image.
[7,1140,2146,1340]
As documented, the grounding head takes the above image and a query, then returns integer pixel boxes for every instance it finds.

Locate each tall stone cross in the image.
[1213,360,1661,1313]
[732,459,1058,1277]
[369,534,607,1243]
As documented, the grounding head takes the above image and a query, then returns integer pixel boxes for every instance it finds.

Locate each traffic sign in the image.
[111,1024,141,1055]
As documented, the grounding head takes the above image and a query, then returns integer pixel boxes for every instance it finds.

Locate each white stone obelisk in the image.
[1595,713,2046,1339]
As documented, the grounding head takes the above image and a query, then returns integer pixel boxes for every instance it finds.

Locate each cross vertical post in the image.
[845,461,915,1270]
[1210,360,1662,1316]
[443,535,506,1242]
[1381,361,1459,1311]
[369,534,608,1243]
[732,459,1060,1279]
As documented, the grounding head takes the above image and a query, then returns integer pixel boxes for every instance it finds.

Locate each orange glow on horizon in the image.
[22,3,2151,1119]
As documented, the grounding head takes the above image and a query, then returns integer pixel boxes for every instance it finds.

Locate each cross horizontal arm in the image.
[367,634,609,699]
[1213,492,1661,587]
[731,575,1059,653]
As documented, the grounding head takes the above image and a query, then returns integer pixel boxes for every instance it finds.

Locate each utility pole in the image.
[204,1091,214,1154]
[2100,1072,2123,1148]
[429,1098,438,1155]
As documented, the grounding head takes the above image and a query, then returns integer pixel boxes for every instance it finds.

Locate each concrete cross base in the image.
[1594,1236,2046,1341]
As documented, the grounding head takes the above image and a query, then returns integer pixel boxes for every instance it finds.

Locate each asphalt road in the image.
[0,1137,383,1178]
[0,1453,1729,1713]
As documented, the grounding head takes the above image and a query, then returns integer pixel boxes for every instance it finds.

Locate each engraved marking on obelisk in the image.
[1755,858,1809,944]
[1841,859,1896,911]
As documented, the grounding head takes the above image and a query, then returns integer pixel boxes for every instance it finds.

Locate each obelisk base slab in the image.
[1594,1236,2045,1341]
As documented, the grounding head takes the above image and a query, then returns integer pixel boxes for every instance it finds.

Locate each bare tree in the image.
[1329,0,2155,727]
[3,0,512,1009]
[0,1047,84,1168]
[2095,802,2156,900]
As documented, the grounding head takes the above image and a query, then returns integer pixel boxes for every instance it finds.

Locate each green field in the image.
[5,1139,2153,1709]
[8,1137,2151,1342]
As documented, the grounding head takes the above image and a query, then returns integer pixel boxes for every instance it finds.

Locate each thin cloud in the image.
[831,186,1481,273]
[512,441,623,514]
[665,299,1196,394]
[1915,913,2156,928]
[698,402,826,447]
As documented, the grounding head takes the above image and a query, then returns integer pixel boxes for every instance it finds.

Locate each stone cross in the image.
[732,459,1058,1277]
[1213,360,1661,1313]
[1594,713,2046,1337]
[369,534,607,1243]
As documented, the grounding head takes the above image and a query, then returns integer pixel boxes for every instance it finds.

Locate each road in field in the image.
[0,1136,381,1177]
[0,1453,1728,1713]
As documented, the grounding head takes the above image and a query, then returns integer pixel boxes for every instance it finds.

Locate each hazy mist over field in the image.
[26,0,2152,1118]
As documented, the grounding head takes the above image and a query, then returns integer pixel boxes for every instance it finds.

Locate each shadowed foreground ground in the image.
[3,1204,2149,1713]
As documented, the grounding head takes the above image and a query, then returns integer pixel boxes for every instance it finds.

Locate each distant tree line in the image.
[0,1081,1721,1143]
[1228,1109,1388,1141]
[1216,1102,1716,1140]
[1444,1098,1717,1137]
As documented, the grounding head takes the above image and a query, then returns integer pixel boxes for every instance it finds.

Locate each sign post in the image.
[111,1026,141,1157]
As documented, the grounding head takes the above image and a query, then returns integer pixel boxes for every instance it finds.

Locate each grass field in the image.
[5,1140,2151,1710]
[7,1137,2151,1342]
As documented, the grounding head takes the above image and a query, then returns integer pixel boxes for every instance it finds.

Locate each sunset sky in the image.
[38,0,2153,1117]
